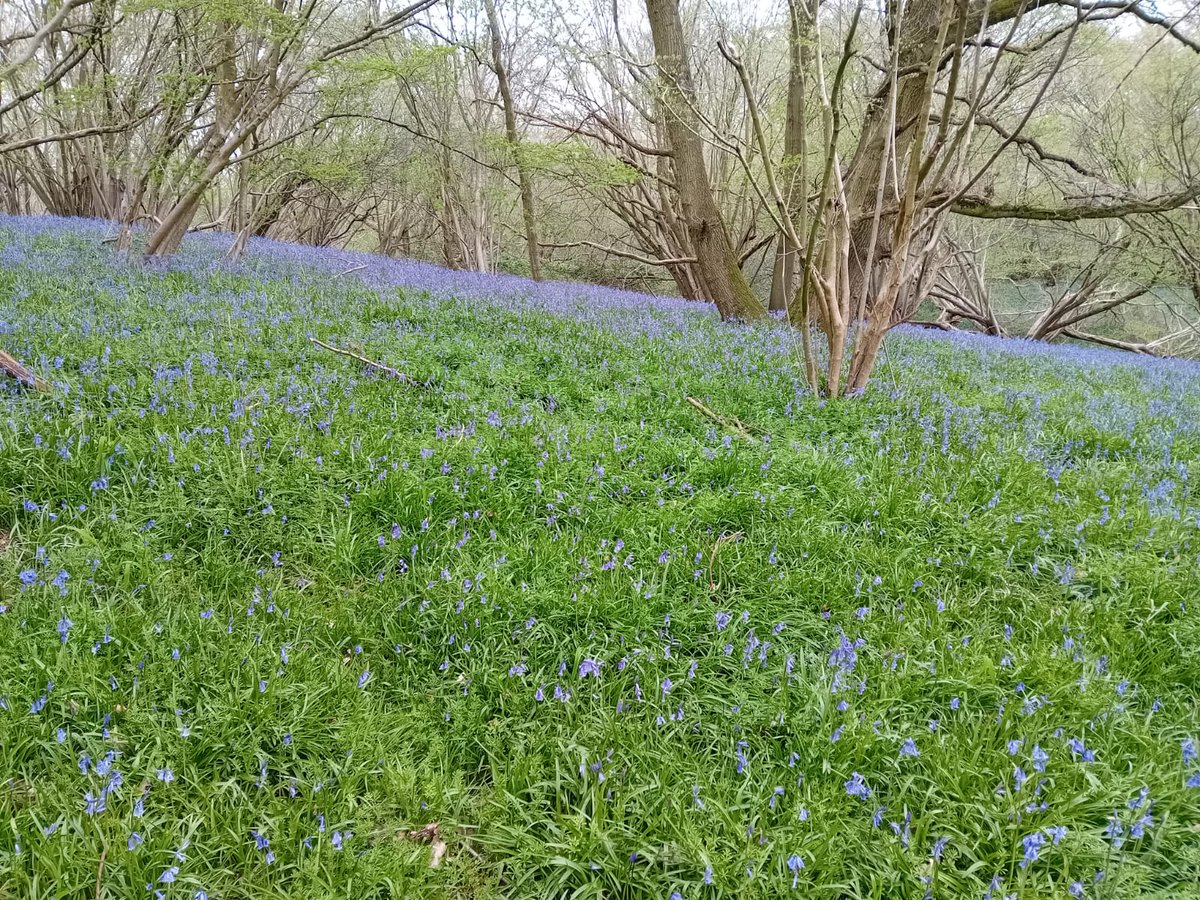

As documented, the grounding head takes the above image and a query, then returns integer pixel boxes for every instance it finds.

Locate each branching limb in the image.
[541,240,695,266]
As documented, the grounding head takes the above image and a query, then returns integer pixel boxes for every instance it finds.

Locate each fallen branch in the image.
[685,396,759,440]
[309,337,426,387]
[0,348,51,392]
[381,822,448,868]
[1060,327,1160,355]
[337,263,369,277]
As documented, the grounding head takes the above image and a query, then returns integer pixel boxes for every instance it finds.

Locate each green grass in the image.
[0,217,1198,899]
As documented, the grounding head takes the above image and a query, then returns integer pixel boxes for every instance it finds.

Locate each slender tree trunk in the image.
[770,0,811,314]
[644,0,764,322]
[483,0,541,281]
[143,20,250,258]
[226,161,251,261]
[845,1,950,394]
[143,148,231,256]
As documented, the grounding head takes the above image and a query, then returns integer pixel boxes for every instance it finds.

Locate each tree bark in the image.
[483,0,542,281]
[769,0,811,314]
[644,0,764,321]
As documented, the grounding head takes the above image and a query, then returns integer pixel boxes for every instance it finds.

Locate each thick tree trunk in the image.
[483,0,542,281]
[143,151,229,256]
[644,0,764,322]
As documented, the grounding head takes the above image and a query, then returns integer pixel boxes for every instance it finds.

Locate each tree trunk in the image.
[844,1,950,394]
[483,0,542,281]
[644,0,764,322]
[769,0,811,314]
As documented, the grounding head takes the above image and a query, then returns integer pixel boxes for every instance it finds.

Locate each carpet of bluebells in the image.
[1,214,1199,900]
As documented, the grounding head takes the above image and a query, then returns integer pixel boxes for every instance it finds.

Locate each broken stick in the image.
[685,396,758,440]
[309,337,425,387]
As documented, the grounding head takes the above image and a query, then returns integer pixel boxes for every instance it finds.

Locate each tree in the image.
[644,0,764,321]
[141,0,440,258]
[714,0,1200,393]
[483,0,542,280]
[768,0,813,314]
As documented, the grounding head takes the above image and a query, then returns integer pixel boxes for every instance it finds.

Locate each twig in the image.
[881,334,900,392]
[337,264,369,277]
[685,396,759,440]
[95,847,106,900]
[309,337,426,388]
[0,348,51,392]
[708,531,744,594]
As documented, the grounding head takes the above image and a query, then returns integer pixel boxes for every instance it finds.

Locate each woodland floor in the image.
[1,215,1199,899]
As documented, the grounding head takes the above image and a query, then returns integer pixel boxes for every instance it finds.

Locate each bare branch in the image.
[541,239,696,267]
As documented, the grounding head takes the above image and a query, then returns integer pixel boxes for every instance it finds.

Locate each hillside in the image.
[1,215,1199,899]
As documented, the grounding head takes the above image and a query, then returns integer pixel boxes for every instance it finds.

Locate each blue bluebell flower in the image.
[1130,810,1153,839]
[1013,765,1029,791]
[1031,744,1049,772]
[931,836,949,860]
[1104,816,1125,849]
[844,771,871,800]
[1020,831,1045,868]
[786,853,804,887]
[578,659,602,678]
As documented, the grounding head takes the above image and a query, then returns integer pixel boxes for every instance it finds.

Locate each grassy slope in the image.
[0,216,1198,899]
